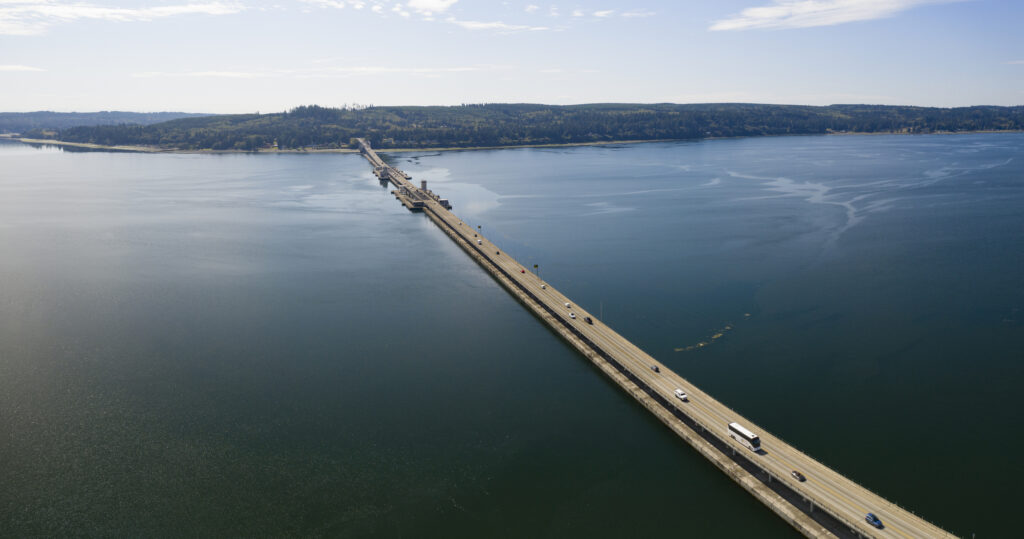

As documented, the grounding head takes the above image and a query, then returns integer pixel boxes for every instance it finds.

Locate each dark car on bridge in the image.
[790,470,805,482]
[865,513,883,529]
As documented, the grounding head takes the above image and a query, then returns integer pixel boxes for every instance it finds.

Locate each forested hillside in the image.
[1,111,209,134]
[24,104,1024,151]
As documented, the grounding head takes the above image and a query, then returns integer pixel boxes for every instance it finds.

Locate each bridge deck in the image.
[356,139,956,539]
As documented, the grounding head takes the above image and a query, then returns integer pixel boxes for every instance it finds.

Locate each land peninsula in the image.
[14,103,1024,153]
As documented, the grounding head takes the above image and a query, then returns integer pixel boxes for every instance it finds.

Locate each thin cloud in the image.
[0,64,45,71]
[406,0,456,15]
[134,70,271,78]
[621,9,654,18]
[593,10,613,17]
[298,0,348,8]
[133,65,508,78]
[0,0,244,35]
[444,16,547,32]
[1005,60,1024,65]
[710,0,964,31]
[524,4,538,13]
[313,65,500,74]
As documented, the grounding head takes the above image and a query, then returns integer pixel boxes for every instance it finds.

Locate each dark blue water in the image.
[1,135,1021,537]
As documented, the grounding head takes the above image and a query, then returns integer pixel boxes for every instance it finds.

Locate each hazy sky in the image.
[2,0,1022,112]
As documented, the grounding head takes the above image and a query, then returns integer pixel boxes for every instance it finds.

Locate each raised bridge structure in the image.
[356,138,957,539]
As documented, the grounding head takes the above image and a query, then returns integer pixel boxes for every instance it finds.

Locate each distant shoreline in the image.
[13,137,362,154]
[15,137,172,153]
[13,136,679,154]
[14,130,1024,155]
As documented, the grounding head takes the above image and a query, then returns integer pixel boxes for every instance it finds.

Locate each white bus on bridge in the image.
[728,422,761,452]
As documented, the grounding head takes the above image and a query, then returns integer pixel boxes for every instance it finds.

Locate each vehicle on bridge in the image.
[728,422,761,452]
[570,312,576,319]
[584,316,593,324]
[865,513,884,529]
[674,388,688,401]
[650,364,660,373]
[791,470,806,482]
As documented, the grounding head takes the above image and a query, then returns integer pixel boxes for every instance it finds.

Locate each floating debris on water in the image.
[675,315,750,352]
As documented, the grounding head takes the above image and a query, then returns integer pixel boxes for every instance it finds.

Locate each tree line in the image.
[1,111,208,135]
[24,103,1024,151]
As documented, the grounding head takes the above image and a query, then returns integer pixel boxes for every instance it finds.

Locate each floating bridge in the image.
[355,138,956,539]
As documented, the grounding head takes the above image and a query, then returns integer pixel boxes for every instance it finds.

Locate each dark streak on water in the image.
[1,135,1022,537]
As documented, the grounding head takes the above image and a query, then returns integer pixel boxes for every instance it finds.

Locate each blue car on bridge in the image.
[865,513,883,529]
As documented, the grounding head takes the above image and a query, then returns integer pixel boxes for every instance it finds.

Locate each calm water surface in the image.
[1,135,1021,537]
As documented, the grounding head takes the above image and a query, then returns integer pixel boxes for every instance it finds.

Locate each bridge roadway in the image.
[359,143,955,539]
